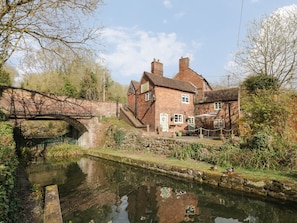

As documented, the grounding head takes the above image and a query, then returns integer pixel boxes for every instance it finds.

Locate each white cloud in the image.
[100,27,202,84]
[163,0,172,9]
[174,11,186,20]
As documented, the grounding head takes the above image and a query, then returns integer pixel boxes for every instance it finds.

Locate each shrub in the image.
[248,131,271,150]
[114,129,126,147]
[170,145,194,160]
[0,123,20,223]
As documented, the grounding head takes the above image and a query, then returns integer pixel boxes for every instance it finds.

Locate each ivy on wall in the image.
[0,123,19,223]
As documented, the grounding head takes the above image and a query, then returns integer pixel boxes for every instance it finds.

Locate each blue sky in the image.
[98,0,297,86]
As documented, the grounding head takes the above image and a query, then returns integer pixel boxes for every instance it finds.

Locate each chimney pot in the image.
[179,57,189,71]
[151,59,163,76]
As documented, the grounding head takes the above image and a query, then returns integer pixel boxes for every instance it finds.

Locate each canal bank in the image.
[86,147,297,204]
[24,155,297,222]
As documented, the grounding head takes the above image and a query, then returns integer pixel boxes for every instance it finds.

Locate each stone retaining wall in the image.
[87,150,297,203]
[106,130,192,155]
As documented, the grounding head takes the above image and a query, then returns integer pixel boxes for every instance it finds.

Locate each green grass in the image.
[46,144,84,158]
[88,148,297,184]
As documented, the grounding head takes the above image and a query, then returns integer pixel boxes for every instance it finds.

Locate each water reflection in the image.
[26,156,297,223]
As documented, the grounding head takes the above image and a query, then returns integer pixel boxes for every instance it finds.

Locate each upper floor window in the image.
[214,102,222,110]
[173,114,183,124]
[128,85,135,93]
[182,94,190,104]
[145,91,152,101]
[141,81,149,93]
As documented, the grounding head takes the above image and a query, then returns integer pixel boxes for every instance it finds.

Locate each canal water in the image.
[26,156,297,223]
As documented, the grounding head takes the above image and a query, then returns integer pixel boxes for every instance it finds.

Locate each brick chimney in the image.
[151,58,163,76]
[179,57,189,72]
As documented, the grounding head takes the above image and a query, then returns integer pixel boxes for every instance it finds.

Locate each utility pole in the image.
[102,70,106,102]
[228,102,232,130]
[135,89,138,119]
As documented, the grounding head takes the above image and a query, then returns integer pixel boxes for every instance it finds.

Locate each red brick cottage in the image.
[194,87,240,136]
[125,57,241,136]
[127,59,196,132]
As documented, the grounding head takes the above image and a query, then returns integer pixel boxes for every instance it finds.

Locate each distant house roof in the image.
[131,80,139,89]
[144,72,196,93]
[174,67,213,91]
[201,87,239,103]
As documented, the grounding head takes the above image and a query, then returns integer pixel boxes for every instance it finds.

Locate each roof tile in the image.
[144,72,196,93]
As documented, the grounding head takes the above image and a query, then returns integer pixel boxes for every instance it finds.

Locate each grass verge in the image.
[88,148,297,185]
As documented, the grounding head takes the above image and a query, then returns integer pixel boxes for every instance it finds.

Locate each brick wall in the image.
[195,100,240,132]
[137,85,195,132]
[174,57,208,91]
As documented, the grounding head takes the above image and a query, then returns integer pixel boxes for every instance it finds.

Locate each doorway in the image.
[159,113,168,132]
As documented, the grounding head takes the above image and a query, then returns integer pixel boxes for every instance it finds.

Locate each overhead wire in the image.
[237,0,244,48]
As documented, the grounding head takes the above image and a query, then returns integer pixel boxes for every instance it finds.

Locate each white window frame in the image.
[187,116,195,125]
[141,81,149,93]
[173,114,183,124]
[214,102,222,110]
[145,91,152,101]
[214,119,225,129]
[181,94,190,104]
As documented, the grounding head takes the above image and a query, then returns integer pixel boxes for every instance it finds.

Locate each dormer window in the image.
[214,102,222,110]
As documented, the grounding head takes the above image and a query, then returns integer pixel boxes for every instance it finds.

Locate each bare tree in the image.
[0,0,103,68]
[235,6,297,88]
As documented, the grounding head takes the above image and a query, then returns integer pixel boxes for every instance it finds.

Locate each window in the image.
[145,91,152,101]
[128,85,135,93]
[187,116,195,125]
[141,81,149,93]
[173,114,183,124]
[214,102,222,110]
[214,119,225,129]
[182,94,190,103]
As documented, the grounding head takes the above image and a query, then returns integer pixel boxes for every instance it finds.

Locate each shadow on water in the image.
[26,156,297,223]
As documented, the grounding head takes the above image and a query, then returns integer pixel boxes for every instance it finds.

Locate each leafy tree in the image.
[63,78,78,97]
[241,86,295,141]
[235,6,297,88]
[243,74,280,94]
[107,82,128,104]
[80,70,99,100]
[0,0,103,68]
[19,48,128,102]
[21,71,64,93]
[0,69,11,86]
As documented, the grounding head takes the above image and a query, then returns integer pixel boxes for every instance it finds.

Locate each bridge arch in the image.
[25,114,99,148]
[28,114,89,133]
[0,86,119,148]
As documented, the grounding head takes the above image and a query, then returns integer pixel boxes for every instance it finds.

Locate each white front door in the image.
[160,113,168,132]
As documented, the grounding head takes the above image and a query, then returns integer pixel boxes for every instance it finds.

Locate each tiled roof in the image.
[144,72,196,93]
[202,87,239,103]
[131,80,140,89]
[174,67,213,91]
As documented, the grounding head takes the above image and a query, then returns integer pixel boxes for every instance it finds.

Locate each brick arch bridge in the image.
[0,86,119,148]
